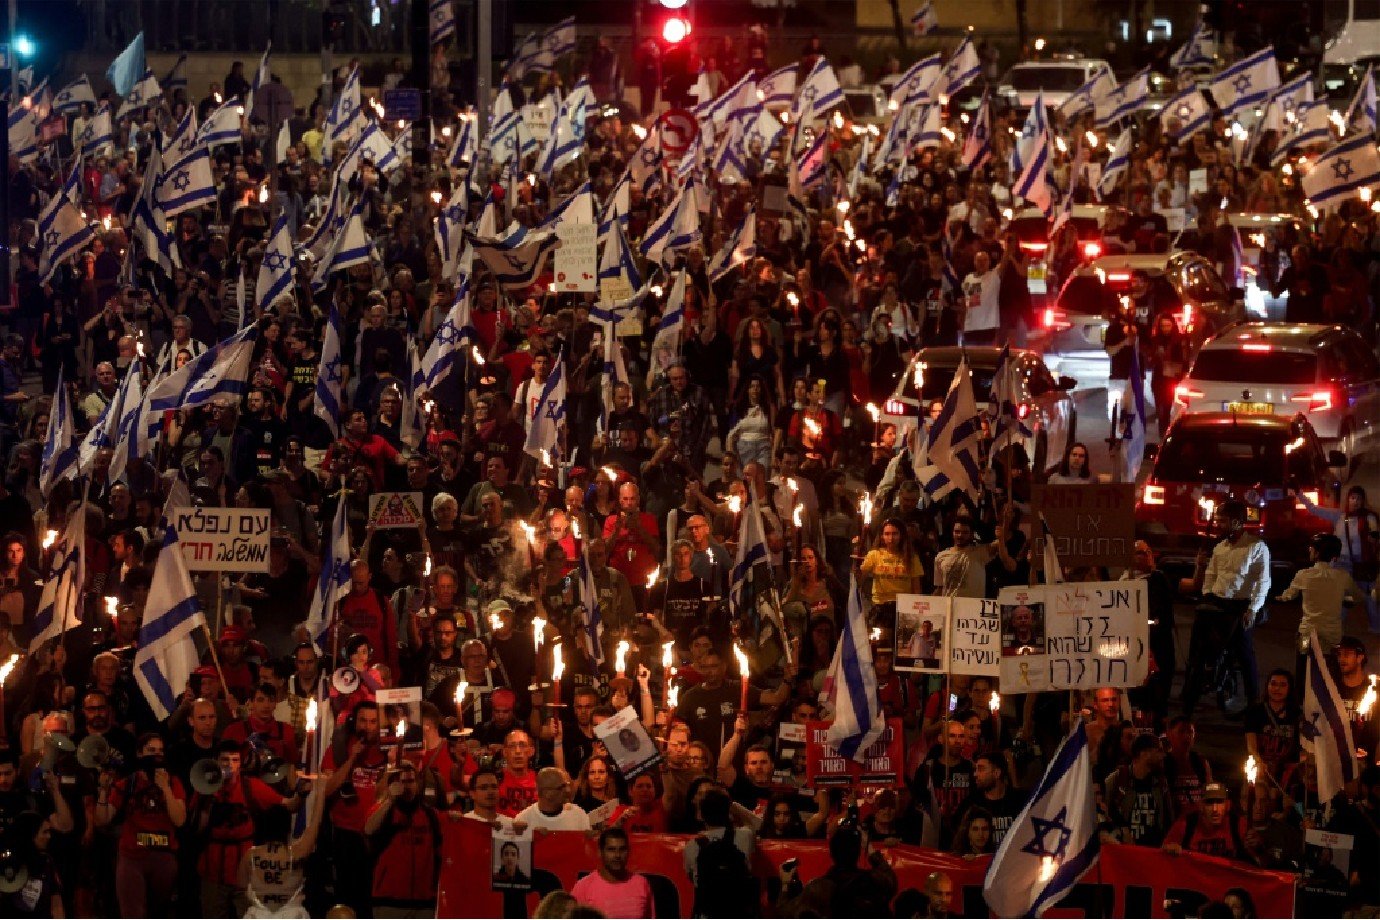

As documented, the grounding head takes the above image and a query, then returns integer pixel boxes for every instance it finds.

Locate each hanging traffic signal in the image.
[661,15,691,44]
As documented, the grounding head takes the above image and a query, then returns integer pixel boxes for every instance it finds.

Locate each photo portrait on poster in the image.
[1000,598,1046,656]
[893,594,949,673]
[593,705,664,779]
[491,826,534,891]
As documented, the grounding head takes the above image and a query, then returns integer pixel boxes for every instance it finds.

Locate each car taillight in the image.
[1179,303,1192,331]
[1142,484,1165,505]
[1042,308,1072,331]
[1107,271,1131,283]
[1081,241,1101,259]
[1174,385,1203,407]
[1295,489,1321,510]
[1020,241,1049,253]
[1289,389,1334,412]
[1017,403,1030,419]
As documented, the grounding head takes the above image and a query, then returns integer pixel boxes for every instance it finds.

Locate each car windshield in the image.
[1189,350,1317,385]
[1154,427,1287,484]
[1006,67,1089,91]
[1056,274,1120,317]
[845,92,879,117]
[1009,216,1048,242]
[918,364,998,402]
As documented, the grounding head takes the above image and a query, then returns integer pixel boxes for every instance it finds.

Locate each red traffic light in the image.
[661,15,691,44]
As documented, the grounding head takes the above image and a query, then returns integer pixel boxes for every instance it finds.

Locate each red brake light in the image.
[1020,241,1049,253]
[1042,308,1071,331]
[1289,390,1334,411]
[1241,343,1272,352]
[1142,484,1165,505]
[1106,271,1131,283]
[1174,385,1203,407]
[1017,404,1030,419]
[1081,241,1101,258]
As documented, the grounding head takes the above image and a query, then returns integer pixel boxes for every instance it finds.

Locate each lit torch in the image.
[734,644,750,713]
[551,643,565,707]
[104,596,119,623]
[471,345,485,365]
[615,640,630,679]
[792,503,804,529]
[646,567,660,590]
[0,654,18,686]
[301,697,318,767]
[859,492,874,526]
[394,717,407,764]
[601,465,619,483]
[455,681,469,733]
[990,692,1001,715]
[1360,675,1378,720]
[1245,754,1258,787]
[727,494,742,515]
[661,641,675,710]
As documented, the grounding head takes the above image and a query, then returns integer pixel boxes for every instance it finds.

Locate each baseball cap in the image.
[485,599,513,617]
[220,625,248,644]
[492,688,517,709]
[1339,636,1367,656]
[1202,782,1229,802]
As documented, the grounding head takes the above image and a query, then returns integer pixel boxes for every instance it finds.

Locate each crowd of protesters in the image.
[0,13,1378,920]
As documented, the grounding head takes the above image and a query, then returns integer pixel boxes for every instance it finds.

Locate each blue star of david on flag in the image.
[640,146,658,166]
[1300,710,1322,742]
[800,85,817,107]
[1232,73,1252,95]
[443,204,464,223]
[434,322,458,345]
[170,169,191,192]
[322,354,343,384]
[44,229,60,248]
[262,251,288,272]
[1333,157,1354,181]
[1021,806,1074,861]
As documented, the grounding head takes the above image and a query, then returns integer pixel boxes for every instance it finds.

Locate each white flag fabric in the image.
[651,271,687,359]
[78,106,114,155]
[38,369,78,497]
[708,208,757,282]
[466,223,558,289]
[1121,345,1149,482]
[29,499,86,653]
[793,58,844,123]
[418,284,475,391]
[1013,129,1054,213]
[890,54,942,110]
[523,355,567,461]
[537,78,593,176]
[311,200,371,291]
[1094,69,1149,129]
[1060,70,1116,121]
[77,359,140,474]
[314,305,346,439]
[961,96,992,170]
[257,214,295,309]
[303,493,353,652]
[758,65,796,108]
[1170,21,1215,70]
[1210,46,1280,119]
[1011,92,1048,178]
[1097,128,1133,198]
[917,355,983,500]
[823,571,885,760]
[134,526,210,720]
[940,36,982,98]
[1161,86,1212,140]
[430,0,456,44]
[628,124,663,195]
[116,68,161,119]
[54,75,97,113]
[639,179,700,264]
[1302,629,1359,803]
[337,118,401,184]
[129,142,179,275]
[1301,134,1380,211]
[323,67,362,161]
[911,1,938,35]
[37,183,94,284]
[598,217,643,291]
[434,185,469,279]
[1346,65,1377,136]
[106,363,146,484]
[140,325,259,454]
[983,723,1100,917]
[248,44,270,120]
[198,98,244,148]
[158,110,217,216]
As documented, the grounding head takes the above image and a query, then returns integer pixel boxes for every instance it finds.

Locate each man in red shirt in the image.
[364,760,444,914]
[496,728,539,817]
[321,409,406,489]
[603,481,661,606]
[1162,782,1252,861]
[221,683,299,767]
[95,732,188,918]
[320,701,390,917]
[336,559,399,677]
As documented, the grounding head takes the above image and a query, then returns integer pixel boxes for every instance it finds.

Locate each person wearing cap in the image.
[473,687,523,750]
[1333,636,1379,758]
[1162,782,1252,862]
[1104,733,1174,846]
[215,624,259,705]
[1278,533,1363,673]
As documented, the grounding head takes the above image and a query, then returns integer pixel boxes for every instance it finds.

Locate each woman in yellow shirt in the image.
[859,517,925,622]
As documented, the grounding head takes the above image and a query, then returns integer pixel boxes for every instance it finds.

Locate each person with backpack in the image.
[1162,783,1253,862]
[682,788,758,918]
[364,760,444,918]
[570,827,657,919]
[1104,733,1175,846]
[776,822,898,918]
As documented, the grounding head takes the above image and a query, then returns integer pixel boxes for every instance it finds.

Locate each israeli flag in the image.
[314,306,346,439]
[709,208,756,283]
[1097,127,1133,199]
[486,109,528,167]
[795,129,830,191]
[77,360,140,472]
[729,484,771,619]
[129,143,179,276]
[105,363,147,485]
[29,499,86,653]
[962,95,993,170]
[640,180,700,264]
[158,112,217,216]
[247,43,271,121]
[574,542,605,664]
[38,370,78,497]
[917,354,983,500]
[1272,71,1315,120]
[324,67,362,161]
[651,271,687,359]
[910,104,944,151]
[1210,46,1280,120]
[1014,128,1054,213]
[1059,69,1115,121]
[78,106,113,156]
[984,722,1100,917]
[712,117,749,183]
[164,53,187,94]
[467,223,558,288]
[911,0,938,35]
[1121,342,1148,482]
[523,354,567,461]
[699,71,757,127]
[598,218,643,291]
[599,319,631,430]
[37,183,95,285]
[889,54,942,111]
[1302,629,1359,803]
[940,36,982,99]
[757,64,797,108]
[793,58,844,124]
[304,179,347,260]
[198,97,243,148]
[1347,65,1377,136]
[628,124,663,196]
[1161,86,1211,140]
[1038,514,1064,585]
[116,69,162,119]
[1301,134,1380,211]
[434,185,469,279]
[742,105,784,157]
[430,0,456,44]
[133,526,209,720]
[1274,100,1331,165]
[823,571,884,760]
[1169,22,1214,70]
[310,200,371,291]
[447,116,476,169]
[1094,68,1149,129]
[537,182,595,235]
[539,80,592,177]
[106,30,145,97]
[338,118,401,183]
[256,214,296,310]
[141,325,259,450]
[304,496,352,653]
[988,345,1033,468]
[1011,91,1048,178]
[8,105,39,163]
[54,75,97,113]
[417,283,475,392]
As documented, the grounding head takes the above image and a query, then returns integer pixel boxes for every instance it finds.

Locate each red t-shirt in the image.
[338,589,399,677]
[222,717,299,764]
[370,803,443,903]
[320,744,390,832]
[196,776,284,884]
[497,768,537,817]
[622,802,669,834]
[109,773,187,856]
[603,511,660,587]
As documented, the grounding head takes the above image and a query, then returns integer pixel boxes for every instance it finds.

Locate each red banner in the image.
[436,817,1297,918]
[803,718,905,787]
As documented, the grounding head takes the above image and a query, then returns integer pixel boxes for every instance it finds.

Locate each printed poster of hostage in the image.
[803,718,905,788]
[996,581,1149,693]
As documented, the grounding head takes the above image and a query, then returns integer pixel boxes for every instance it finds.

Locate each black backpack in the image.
[693,830,759,918]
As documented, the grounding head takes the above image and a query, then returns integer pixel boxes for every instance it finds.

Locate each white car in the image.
[996,58,1114,112]
[1171,323,1380,461]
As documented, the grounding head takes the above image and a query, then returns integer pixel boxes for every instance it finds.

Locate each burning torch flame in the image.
[646,567,661,589]
[990,692,1001,714]
[792,503,804,528]
[104,596,119,621]
[865,403,880,423]
[489,612,503,633]
[42,530,57,551]
[1038,857,1057,883]
[430,190,443,205]
[540,449,552,468]
[727,494,742,515]
[552,644,565,682]
[0,653,19,685]
[259,186,269,204]
[396,718,406,738]
[305,697,319,732]
[601,465,619,483]
[615,640,630,674]
[662,641,674,669]
[423,555,432,577]
[532,617,546,653]
[786,478,799,495]
[471,346,485,365]
[870,627,881,642]
[456,681,468,708]
[571,518,582,540]
[859,492,874,525]
[913,361,925,392]
[803,417,822,438]
[734,644,749,677]
[832,112,844,130]
[1360,675,1378,718]
[102,215,112,231]
[1245,754,1258,786]
[668,684,680,708]
[518,521,536,546]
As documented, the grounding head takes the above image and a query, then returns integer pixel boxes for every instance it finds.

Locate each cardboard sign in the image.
[948,597,1002,677]
[367,491,426,529]
[997,581,1150,693]
[892,594,949,673]
[1031,483,1137,570]
[522,101,554,144]
[772,721,807,787]
[594,706,663,779]
[1189,167,1209,195]
[803,718,904,788]
[555,222,598,292]
[170,506,271,572]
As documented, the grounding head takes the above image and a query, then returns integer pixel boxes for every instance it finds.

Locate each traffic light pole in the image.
[476,0,491,138]
[410,0,431,166]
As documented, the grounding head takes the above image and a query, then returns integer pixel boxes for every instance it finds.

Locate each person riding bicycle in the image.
[1178,500,1271,718]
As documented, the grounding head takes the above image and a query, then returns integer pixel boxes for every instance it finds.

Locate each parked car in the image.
[995,57,1114,112]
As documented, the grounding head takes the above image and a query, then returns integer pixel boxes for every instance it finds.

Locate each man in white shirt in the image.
[1278,534,1363,656]
[514,767,592,831]
[463,766,515,829]
[1179,501,1271,717]
[933,517,995,598]
[960,250,1000,345]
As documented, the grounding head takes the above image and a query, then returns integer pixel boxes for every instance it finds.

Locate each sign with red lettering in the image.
[1032,483,1137,570]
[803,718,904,788]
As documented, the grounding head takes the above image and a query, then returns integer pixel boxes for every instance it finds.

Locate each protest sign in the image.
[555,221,598,292]
[594,706,663,779]
[490,825,533,891]
[997,581,1150,693]
[893,594,948,673]
[170,506,271,573]
[948,597,1001,677]
[772,722,807,787]
[367,492,425,529]
[522,101,554,144]
[1032,483,1137,570]
[803,718,904,788]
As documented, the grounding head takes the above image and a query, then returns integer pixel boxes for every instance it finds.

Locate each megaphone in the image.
[190,758,227,796]
[76,734,111,770]
[259,756,291,787]
[332,666,361,694]
[0,852,27,894]
[41,732,75,773]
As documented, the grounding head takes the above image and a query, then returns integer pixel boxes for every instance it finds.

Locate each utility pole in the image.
[410,0,431,165]
[477,0,491,138]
